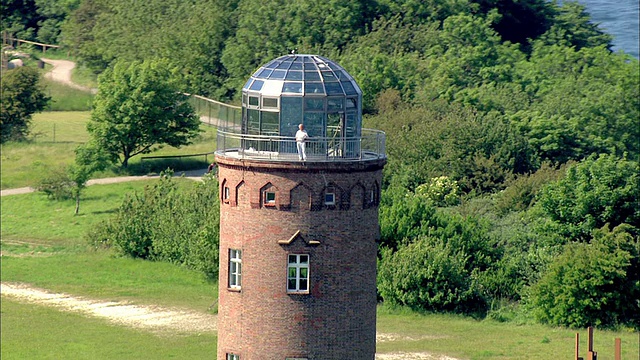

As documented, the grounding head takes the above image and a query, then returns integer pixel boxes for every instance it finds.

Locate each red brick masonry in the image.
[216,156,385,360]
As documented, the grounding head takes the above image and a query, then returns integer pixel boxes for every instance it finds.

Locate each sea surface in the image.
[578,0,639,58]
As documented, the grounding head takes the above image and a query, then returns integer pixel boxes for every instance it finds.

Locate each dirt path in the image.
[1,169,207,197]
[1,282,217,334]
[41,58,97,94]
[0,281,460,359]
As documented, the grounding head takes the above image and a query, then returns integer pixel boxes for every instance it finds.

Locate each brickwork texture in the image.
[216,157,385,360]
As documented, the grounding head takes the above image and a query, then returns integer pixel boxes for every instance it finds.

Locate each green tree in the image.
[87,59,201,168]
[61,0,110,71]
[537,154,639,241]
[526,224,639,328]
[537,1,612,51]
[35,0,81,44]
[68,142,110,214]
[0,66,50,143]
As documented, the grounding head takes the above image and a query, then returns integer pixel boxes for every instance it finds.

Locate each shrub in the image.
[415,176,461,206]
[88,172,220,278]
[378,209,499,314]
[537,153,639,241]
[35,166,74,200]
[378,237,480,313]
[525,224,639,329]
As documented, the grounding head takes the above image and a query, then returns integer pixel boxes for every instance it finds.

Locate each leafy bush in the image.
[415,176,461,206]
[378,237,480,313]
[525,224,639,329]
[35,166,74,200]
[378,201,500,314]
[537,154,639,241]
[493,163,564,215]
[88,172,220,278]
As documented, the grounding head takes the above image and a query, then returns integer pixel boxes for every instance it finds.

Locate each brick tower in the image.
[215,55,386,360]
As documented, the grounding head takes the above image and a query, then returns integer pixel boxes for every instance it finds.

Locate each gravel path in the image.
[1,282,217,334]
[42,58,97,93]
[1,170,207,197]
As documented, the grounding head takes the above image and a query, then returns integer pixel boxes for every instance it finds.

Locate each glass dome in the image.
[241,54,362,140]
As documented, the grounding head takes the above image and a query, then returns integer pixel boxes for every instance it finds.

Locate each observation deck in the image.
[215,127,385,165]
[214,54,385,168]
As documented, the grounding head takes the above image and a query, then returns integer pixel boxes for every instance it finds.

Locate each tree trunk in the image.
[75,193,80,215]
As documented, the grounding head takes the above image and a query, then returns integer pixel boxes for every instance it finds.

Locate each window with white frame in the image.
[224,186,230,201]
[287,254,309,293]
[264,190,276,205]
[229,249,242,289]
[324,187,335,205]
[226,354,240,360]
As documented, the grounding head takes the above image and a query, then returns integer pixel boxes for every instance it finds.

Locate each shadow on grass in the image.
[90,209,118,215]
[123,158,211,176]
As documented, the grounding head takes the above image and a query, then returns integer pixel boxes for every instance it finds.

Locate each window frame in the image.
[223,186,230,203]
[228,249,242,290]
[263,190,276,206]
[324,187,335,206]
[226,354,240,360]
[287,254,309,294]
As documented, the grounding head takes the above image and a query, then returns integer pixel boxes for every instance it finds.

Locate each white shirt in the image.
[295,129,309,142]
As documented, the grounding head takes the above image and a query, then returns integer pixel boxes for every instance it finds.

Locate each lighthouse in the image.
[215,54,386,359]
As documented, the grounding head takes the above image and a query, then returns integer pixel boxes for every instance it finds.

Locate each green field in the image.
[1,300,217,360]
[1,111,217,189]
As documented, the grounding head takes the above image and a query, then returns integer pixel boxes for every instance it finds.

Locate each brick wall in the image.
[216,157,385,360]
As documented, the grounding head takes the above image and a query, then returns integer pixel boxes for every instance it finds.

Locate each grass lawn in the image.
[44,78,94,111]
[1,111,217,190]
[1,251,218,311]
[376,308,639,359]
[0,179,170,243]
[1,300,217,360]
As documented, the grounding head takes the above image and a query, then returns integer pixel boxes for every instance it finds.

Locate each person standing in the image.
[295,124,309,161]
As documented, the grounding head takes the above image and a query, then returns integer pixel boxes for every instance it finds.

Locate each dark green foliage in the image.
[371,101,535,195]
[378,186,501,312]
[89,173,220,279]
[1,0,80,44]
[537,1,613,50]
[537,154,639,241]
[525,225,639,329]
[493,163,564,215]
[378,238,479,312]
[1,66,50,143]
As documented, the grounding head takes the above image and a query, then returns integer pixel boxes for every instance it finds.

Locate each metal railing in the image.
[216,128,386,162]
[188,94,241,129]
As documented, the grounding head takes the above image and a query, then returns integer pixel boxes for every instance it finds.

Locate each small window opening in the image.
[264,191,276,205]
[325,187,335,205]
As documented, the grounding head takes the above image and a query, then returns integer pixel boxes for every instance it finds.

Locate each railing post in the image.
[614,338,621,360]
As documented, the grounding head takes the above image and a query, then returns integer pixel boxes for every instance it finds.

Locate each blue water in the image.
[578,0,640,58]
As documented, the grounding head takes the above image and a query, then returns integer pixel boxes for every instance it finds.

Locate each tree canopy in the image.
[0,66,50,143]
[87,59,200,167]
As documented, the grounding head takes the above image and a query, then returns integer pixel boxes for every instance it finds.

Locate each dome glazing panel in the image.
[243,54,361,97]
